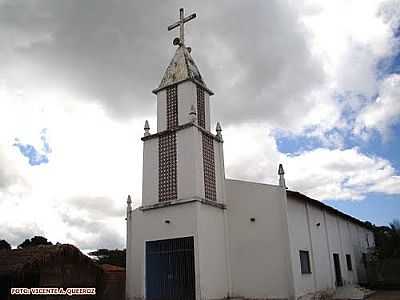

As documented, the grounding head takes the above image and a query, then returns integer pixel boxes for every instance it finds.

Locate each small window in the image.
[299,250,311,274]
[346,254,352,271]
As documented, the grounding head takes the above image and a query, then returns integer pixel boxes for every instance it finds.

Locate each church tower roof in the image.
[153,45,213,95]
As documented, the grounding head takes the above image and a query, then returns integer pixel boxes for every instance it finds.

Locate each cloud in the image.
[0,223,46,248]
[61,214,124,250]
[0,92,139,250]
[284,147,400,200]
[0,0,328,133]
[223,124,400,201]
[355,73,400,138]
[67,196,124,219]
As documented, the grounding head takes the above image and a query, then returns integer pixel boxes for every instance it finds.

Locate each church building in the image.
[126,9,375,300]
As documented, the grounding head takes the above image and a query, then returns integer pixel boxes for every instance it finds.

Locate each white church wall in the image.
[339,220,357,285]
[349,222,364,283]
[287,195,375,298]
[226,179,292,299]
[325,211,344,286]
[287,197,316,297]
[214,139,226,204]
[308,204,334,291]
[156,89,167,132]
[142,138,159,206]
[197,205,229,299]
[177,127,205,201]
[127,202,201,300]
[178,81,197,126]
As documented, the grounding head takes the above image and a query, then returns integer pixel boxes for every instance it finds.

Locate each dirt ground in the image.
[368,290,400,300]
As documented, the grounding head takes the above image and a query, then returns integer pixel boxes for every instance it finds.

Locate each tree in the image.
[17,236,53,249]
[88,249,126,267]
[0,240,11,250]
[369,219,400,259]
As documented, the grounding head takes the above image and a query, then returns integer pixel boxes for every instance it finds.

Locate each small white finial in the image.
[216,122,223,140]
[127,194,132,214]
[278,164,284,175]
[189,104,197,122]
[278,164,286,188]
[144,120,150,136]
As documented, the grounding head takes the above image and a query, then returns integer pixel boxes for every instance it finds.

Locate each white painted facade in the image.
[126,43,374,300]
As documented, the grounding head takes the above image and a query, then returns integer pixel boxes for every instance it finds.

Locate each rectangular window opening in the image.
[299,250,311,274]
[346,254,352,271]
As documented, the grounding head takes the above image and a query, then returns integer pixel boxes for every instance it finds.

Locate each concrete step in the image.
[333,285,375,300]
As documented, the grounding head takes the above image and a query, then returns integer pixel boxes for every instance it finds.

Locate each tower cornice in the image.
[141,121,223,143]
[152,78,214,95]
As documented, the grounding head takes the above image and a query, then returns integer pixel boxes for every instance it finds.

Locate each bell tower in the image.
[141,8,226,209]
[127,10,230,300]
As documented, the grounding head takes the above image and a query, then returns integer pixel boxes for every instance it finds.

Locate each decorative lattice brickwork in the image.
[197,86,205,128]
[159,133,177,202]
[166,85,178,129]
[202,133,216,201]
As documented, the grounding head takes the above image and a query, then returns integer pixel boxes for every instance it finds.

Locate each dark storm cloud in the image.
[0,0,324,128]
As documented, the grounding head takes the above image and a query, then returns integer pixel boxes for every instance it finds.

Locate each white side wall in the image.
[287,198,316,297]
[287,195,375,298]
[226,179,293,299]
[197,204,229,299]
[214,138,226,204]
[156,89,167,132]
[178,81,197,126]
[177,126,204,201]
[156,81,212,132]
[142,138,158,206]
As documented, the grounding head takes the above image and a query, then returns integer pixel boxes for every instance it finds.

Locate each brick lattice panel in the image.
[159,132,177,202]
[166,85,178,129]
[202,133,216,201]
[197,86,205,128]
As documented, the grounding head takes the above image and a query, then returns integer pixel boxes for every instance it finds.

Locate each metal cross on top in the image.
[168,8,196,46]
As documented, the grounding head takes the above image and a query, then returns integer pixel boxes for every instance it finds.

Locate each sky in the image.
[0,0,399,250]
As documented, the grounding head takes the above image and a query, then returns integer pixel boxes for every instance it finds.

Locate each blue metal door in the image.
[146,237,195,300]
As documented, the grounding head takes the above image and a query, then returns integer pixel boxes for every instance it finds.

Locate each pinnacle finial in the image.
[216,122,223,140]
[278,164,286,188]
[127,194,132,214]
[278,163,284,175]
[144,120,150,136]
[189,104,197,122]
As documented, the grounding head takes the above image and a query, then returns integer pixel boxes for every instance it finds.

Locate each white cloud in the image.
[355,73,400,138]
[0,85,144,249]
[284,147,400,200]
[223,124,400,201]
